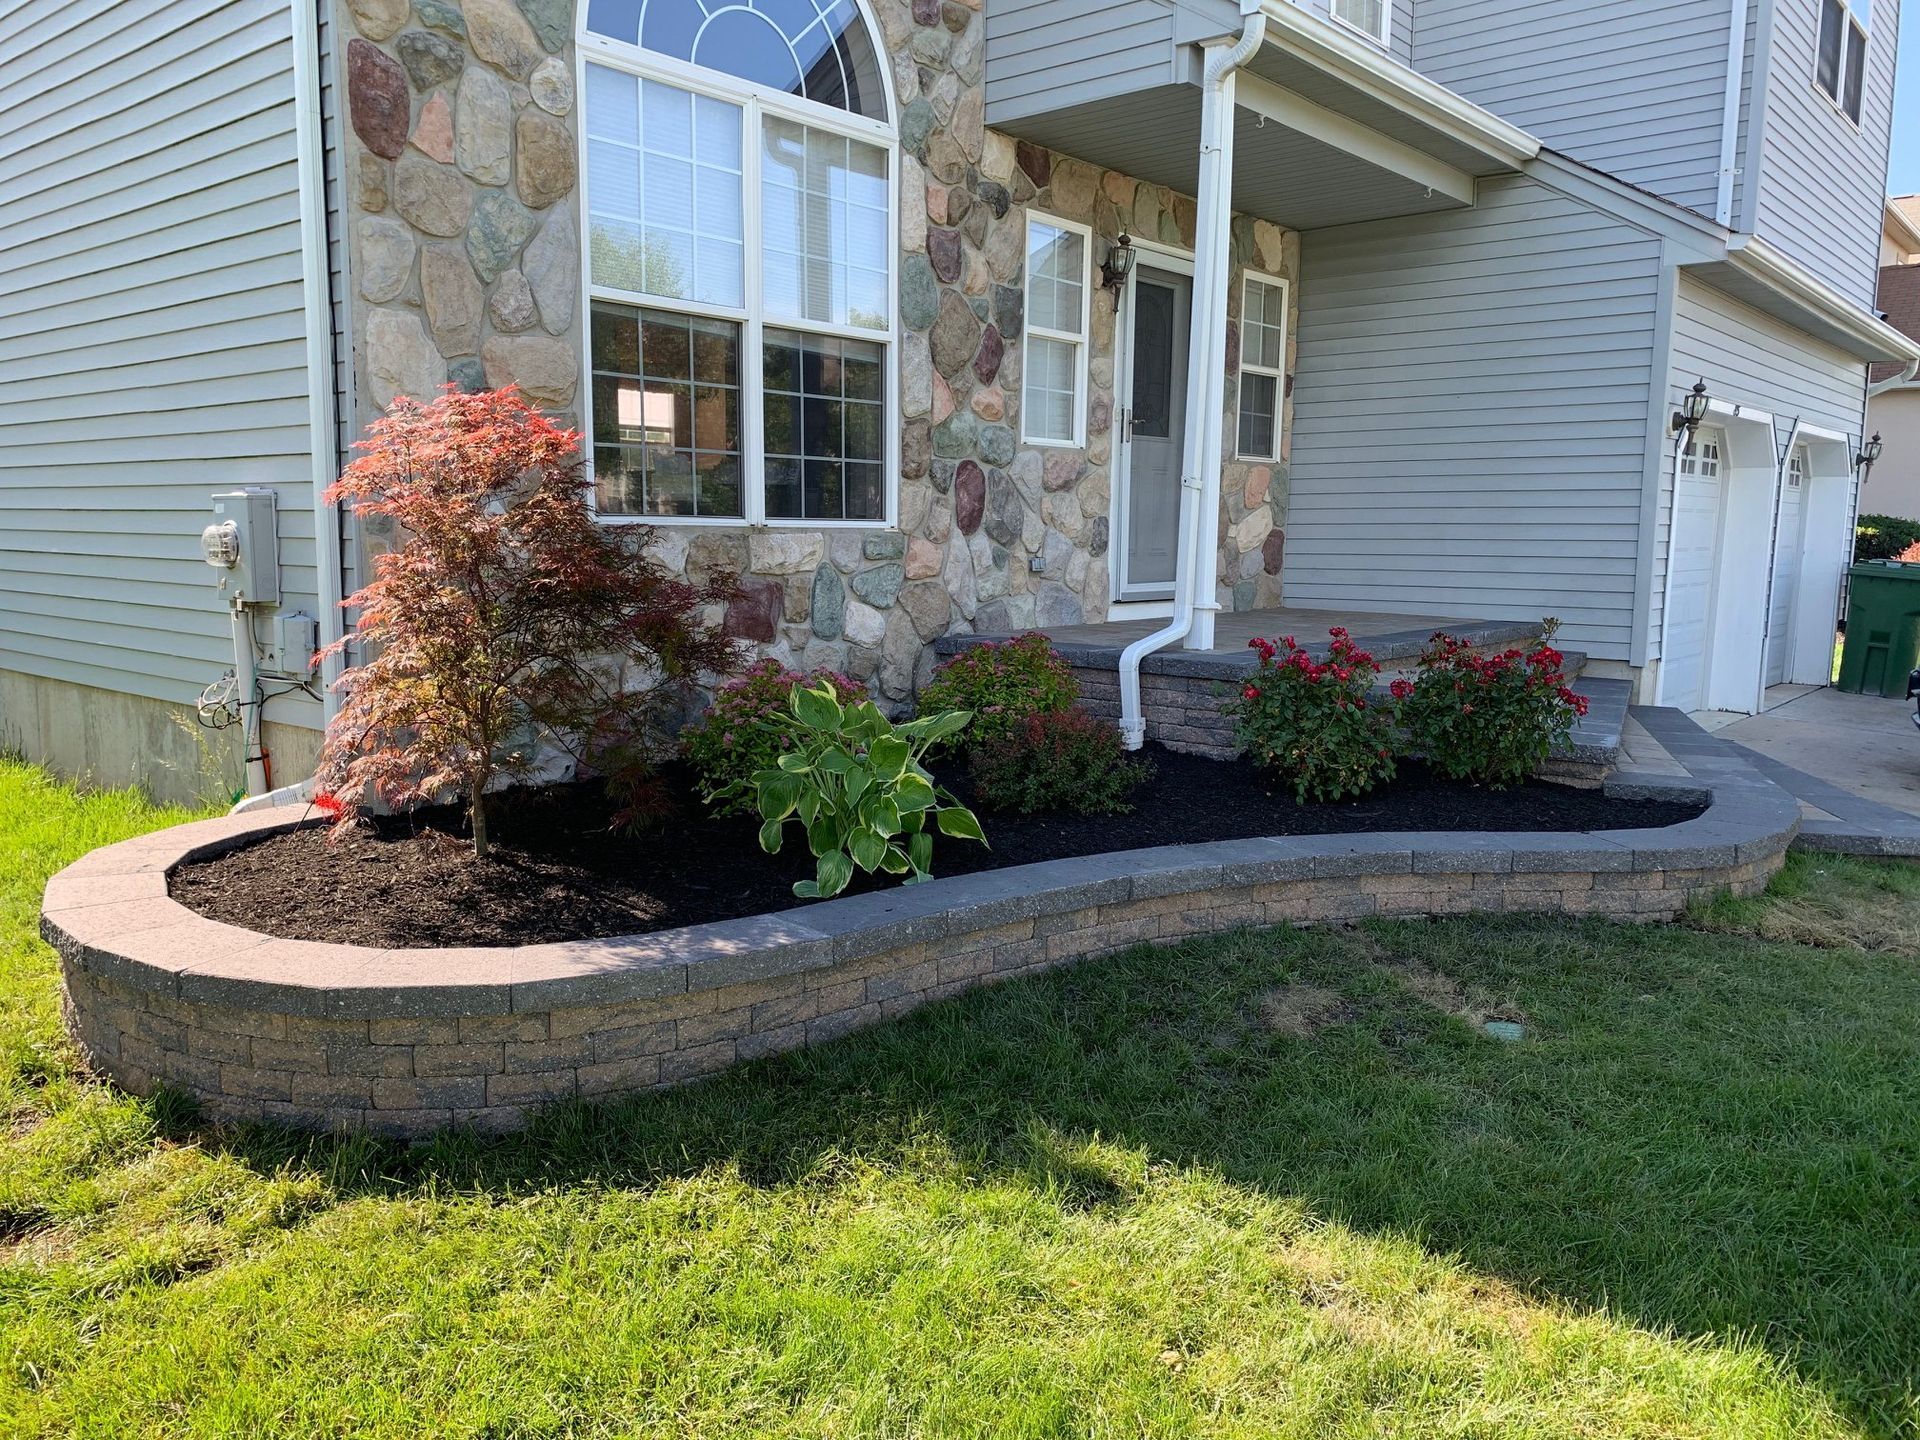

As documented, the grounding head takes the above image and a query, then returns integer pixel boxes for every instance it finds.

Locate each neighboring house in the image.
[3,0,1916,801]
[1866,202,1920,522]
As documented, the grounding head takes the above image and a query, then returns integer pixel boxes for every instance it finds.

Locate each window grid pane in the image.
[591,302,743,518]
[762,117,890,332]
[1024,335,1080,444]
[763,328,886,520]
[587,65,744,305]
[1332,0,1386,40]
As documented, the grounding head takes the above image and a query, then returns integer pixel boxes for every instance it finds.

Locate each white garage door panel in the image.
[1663,431,1724,710]
[1766,446,1808,687]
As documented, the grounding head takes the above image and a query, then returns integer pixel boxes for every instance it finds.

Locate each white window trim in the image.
[1812,0,1867,128]
[1020,211,1093,450]
[1234,271,1289,463]
[1328,0,1390,50]
[574,30,900,529]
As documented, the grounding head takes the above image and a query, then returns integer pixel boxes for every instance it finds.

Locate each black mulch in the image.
[169,748,1704,949]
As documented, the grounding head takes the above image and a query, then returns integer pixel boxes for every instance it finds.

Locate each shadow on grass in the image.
[196,895,1920,1437]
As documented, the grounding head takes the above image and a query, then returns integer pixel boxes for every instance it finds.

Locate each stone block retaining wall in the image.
[44,768,1797,1137]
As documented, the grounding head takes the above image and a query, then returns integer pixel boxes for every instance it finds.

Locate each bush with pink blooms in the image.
[1394,621,1590,787]
[1221,628,1396,802]
[682,658,870,814]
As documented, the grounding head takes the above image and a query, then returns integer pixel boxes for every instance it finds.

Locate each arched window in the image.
[580,0,897,524]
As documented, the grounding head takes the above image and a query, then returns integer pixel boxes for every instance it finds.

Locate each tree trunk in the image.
[470,789,490,859]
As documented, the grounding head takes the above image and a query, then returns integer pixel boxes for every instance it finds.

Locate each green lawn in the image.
[3,757,1918,1438]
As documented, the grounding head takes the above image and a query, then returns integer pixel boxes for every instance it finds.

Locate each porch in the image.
[938,606,1629,772]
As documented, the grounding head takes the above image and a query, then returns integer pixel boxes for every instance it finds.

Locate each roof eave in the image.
[1252,0,1541,173]
[1724,234,1920,365]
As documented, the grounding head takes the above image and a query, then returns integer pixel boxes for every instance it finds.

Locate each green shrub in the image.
[968,708,1153,815]
[1393,624,1588,788]
[681,659,870,815]
[916,633,1077,750]
[1221,629,1395,803]
[1856,513,1920,561]
[733,680,986,899]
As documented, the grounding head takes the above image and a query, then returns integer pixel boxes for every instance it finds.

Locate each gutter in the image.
[290,0,346,725]
[1724,234,1920,365]
[1254,0,1539,170]
[1116,3,1268,749]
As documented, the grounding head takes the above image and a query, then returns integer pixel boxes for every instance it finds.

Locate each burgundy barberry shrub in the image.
[681,658,871,815]
[1221,628,1396,803]
[968,707,1153,815]
[916,632,1078,751]
[315,386,738,857]
[1393,621,1590,788]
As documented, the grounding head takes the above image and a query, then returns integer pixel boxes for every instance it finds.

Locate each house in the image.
[3,0,1915,802]
[1865,199,1920,522]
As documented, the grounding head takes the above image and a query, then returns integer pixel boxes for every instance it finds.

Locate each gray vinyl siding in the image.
[0,0,321,723]
[1412,0,1732,217]
[1648,272,1867,646]
[984,0,1184,122]
[1751,0,1898,305]
[1286,175,1664,661]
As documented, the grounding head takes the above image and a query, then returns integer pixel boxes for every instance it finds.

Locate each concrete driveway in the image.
[1700,687,1920,819]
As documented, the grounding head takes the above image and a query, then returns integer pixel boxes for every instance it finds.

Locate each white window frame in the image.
[1020,211,1092,449]
[1328,0,1390,49]
[1235,271,1289,463]
[1813,0,1868,127]
[574,22,900,529]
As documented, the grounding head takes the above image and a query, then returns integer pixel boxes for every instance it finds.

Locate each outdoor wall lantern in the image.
[1101,232,1136,296]
[1671,378,1711,437]
[1858,432,1885,470]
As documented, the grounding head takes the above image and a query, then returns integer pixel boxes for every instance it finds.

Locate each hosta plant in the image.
[735,680,987,899]
[681,658,870,816]
[1392,620,1589,788]
[1220,628,1396,803]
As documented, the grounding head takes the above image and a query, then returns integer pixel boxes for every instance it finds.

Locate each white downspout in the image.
[291,0,346,724]
[1116,4,1267,747]
[1713,0,1748,228]
[233,0,342,817]
[1867,358,1918,398]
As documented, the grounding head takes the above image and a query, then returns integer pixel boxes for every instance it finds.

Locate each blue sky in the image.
[1894,0,1920,193]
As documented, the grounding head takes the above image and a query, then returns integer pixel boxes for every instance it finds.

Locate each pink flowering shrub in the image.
[1222,628,1396,802]
[916,632,1078,751]
[682,658,870,815]
[1394,621,1590,787]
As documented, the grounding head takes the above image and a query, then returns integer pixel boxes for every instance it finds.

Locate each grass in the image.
[2,757,1918,1438]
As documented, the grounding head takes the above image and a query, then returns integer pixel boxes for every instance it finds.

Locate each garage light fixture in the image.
[1858,432,1884,469]
[1671,378,1710,437]
[1100,232,1136,296]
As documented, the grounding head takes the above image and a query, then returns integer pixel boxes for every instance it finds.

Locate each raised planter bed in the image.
[42,764,1800,1139]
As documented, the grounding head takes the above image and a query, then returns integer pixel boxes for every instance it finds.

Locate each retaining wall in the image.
[42,767,1798,1137]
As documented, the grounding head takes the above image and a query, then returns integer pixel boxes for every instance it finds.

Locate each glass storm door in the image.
[1119,264,1190,598]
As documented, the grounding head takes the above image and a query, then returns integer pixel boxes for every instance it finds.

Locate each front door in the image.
[1118,263,1191,599]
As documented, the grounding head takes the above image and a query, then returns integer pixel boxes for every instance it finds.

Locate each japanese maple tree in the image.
[315,386,737,857]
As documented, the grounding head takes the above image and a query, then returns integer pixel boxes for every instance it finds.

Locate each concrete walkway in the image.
[1632,695,1920,857]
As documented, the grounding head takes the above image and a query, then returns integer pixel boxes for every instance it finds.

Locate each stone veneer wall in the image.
[47,768,1798,1137]
[338,0,1298,704]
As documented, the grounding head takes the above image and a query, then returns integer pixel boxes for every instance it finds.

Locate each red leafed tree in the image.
[316,386,738,857]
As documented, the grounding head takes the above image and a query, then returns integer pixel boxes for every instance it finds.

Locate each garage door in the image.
[1663,429,1724,710]
[1765,445,1808,687]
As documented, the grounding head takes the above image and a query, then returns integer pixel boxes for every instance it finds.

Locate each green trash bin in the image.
[1837,560,1920,696]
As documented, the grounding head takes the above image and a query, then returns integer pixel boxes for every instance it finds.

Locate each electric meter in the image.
[201,520,241,568]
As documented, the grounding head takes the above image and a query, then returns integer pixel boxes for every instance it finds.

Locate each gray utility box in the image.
[206,488,280,607]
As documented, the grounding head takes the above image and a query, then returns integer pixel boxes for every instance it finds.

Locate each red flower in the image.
[1243,684,1261,700]
[1389,678,1413,700]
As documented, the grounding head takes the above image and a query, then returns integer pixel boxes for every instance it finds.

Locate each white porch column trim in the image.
[1235,70,1475,207]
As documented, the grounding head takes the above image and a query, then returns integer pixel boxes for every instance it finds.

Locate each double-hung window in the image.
[1330,0,1388,46]
[1236,275,1288,462]
[1021,215,1090,447]
[581,0,895,524]
[1815,0,1868,123]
